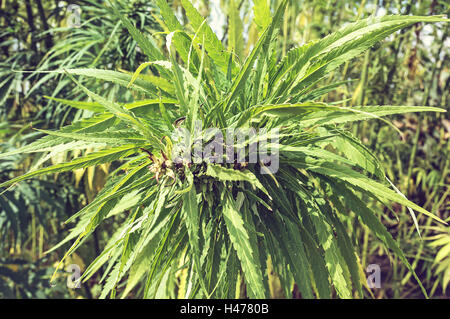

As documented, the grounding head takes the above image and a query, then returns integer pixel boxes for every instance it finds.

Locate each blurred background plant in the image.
[0,0,162,298]
[0,0,448,298]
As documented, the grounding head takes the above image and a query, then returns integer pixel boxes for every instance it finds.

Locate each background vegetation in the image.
[0,0,448,298]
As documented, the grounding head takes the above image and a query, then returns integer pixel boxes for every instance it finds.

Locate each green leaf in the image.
[111,4,165,62]
[155,0,191,64]
[225,0,288,111]
[306,196,352,298]
[329,181,429,298]
[297,222,332,299]
[236,102,336,127]
[181,0,232,73]
[35,129,146,145]
[270,15,449,99]
[62,68,156,93]
[222,192,266,298]
[228,0,244,60]
[66,73,163,148]
[299,105,445,127]
[0,145,140,188]
[44,96,105,113]
[205,164,268,194]
[253,0,272,32]
[275,214,314,298]
[294,158,445,224]
[182,186,208,294]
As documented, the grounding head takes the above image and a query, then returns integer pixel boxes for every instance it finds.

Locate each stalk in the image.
[353,50,370,137]
[23,0,37,53]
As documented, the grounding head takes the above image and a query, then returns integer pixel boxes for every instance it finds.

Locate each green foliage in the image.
[1,0,448,299]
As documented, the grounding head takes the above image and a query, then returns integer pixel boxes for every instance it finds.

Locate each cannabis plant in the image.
[1,0,448,298]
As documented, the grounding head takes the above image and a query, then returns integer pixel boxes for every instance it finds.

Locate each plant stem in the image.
[36,0,53,50]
